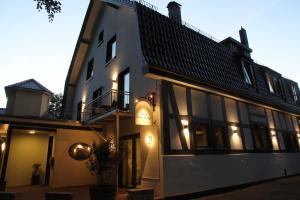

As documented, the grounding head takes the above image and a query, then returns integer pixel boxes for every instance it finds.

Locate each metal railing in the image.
[83,89,131,122]
[182,21,220,43]
[104,0,158,11]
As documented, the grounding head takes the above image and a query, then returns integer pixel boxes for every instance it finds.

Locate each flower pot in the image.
[89,184,116,200]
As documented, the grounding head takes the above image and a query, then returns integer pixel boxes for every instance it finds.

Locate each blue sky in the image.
[0,0,299,108]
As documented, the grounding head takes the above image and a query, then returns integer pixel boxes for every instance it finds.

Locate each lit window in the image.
[86,58,94,80]
[106,35,117,63]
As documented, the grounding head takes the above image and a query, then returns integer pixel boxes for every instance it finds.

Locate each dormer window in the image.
[241,60,253,85]
[266,73,283,96]
[291,85,298,101]
[266,74,275,93]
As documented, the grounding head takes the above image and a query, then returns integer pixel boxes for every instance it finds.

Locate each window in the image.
[283,132,299,151]
[266,73,283,96]
[98,31,104,45]
[118,69,130,110]
[194,124,209,149]
[266,74,275,93]
[77,101,82,121]
[214,126,227,149]
[92,87,103,115]
[241,61,253,85]
[291,85,298,101]
[252,126,272,150]
[86,58,94,80]
[106,35,116,63]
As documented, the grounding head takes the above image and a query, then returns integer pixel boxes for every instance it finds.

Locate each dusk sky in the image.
[0,0,299,108]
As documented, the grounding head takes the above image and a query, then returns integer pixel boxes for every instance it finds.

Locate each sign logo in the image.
[135,100,153,126]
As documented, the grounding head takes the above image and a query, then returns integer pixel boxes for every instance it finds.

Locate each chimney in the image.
[167,1,182,24]
[239,27,249,48]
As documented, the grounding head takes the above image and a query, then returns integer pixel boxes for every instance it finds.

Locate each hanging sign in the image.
[135,100,153,126]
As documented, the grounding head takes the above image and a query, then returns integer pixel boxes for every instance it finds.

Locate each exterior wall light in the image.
[112,80,118,90]
[146,135,153,145]
[1,142,5,152]
[231,126,238,134]
[271,131,276,137]
[29,130,36,134]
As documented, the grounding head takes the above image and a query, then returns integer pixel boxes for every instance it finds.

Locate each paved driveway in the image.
[198,176,300,200]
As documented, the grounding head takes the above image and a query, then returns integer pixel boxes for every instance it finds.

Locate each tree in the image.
[34,0,62,22]
[48,93,63,118]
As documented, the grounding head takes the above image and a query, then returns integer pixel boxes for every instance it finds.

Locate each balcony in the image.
[82,89,132,125]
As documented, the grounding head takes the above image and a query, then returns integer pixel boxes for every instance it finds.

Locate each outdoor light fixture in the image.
[297,133,300,139]
[1,142,5,152]
[231,126,238,134]
[146,135,153,145]
[29,130,36,134]
[271,131,276,137]
[135,92,156,111]
[112,80,118,90]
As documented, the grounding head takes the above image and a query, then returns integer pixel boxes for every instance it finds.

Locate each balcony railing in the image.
[83,89,131,122]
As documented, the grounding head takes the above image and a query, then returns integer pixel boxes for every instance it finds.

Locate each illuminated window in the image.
[106,35,116,63]
[194,124,209,149]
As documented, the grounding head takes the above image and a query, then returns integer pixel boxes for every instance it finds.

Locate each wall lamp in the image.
[146,135,153,145]
[135,92,156,110]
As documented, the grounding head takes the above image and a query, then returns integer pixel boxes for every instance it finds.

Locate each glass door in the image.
[119,134,141,188]
[118,68,130,110]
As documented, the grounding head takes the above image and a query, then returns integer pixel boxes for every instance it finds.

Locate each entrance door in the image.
[119,134,141,188]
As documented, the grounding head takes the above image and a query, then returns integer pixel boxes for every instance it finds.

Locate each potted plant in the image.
[31,163,42,185]
[87,137,120,200]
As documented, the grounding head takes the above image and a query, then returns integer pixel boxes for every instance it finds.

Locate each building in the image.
[1,0,300,199]
[62,0,300,198]
[0,79,101,189]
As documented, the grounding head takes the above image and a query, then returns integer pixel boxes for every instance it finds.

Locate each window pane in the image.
[252,128,262,149]
[260,127,271,149]
[195,124,208,149]
[215,127,225,149]
[112,41,116,58]
[123,73,130,108]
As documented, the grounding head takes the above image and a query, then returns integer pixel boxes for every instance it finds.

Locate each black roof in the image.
[5,79,53,96]
[136,3,300,114]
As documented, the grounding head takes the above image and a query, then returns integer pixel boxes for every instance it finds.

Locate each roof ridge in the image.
[5,79,53,95]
